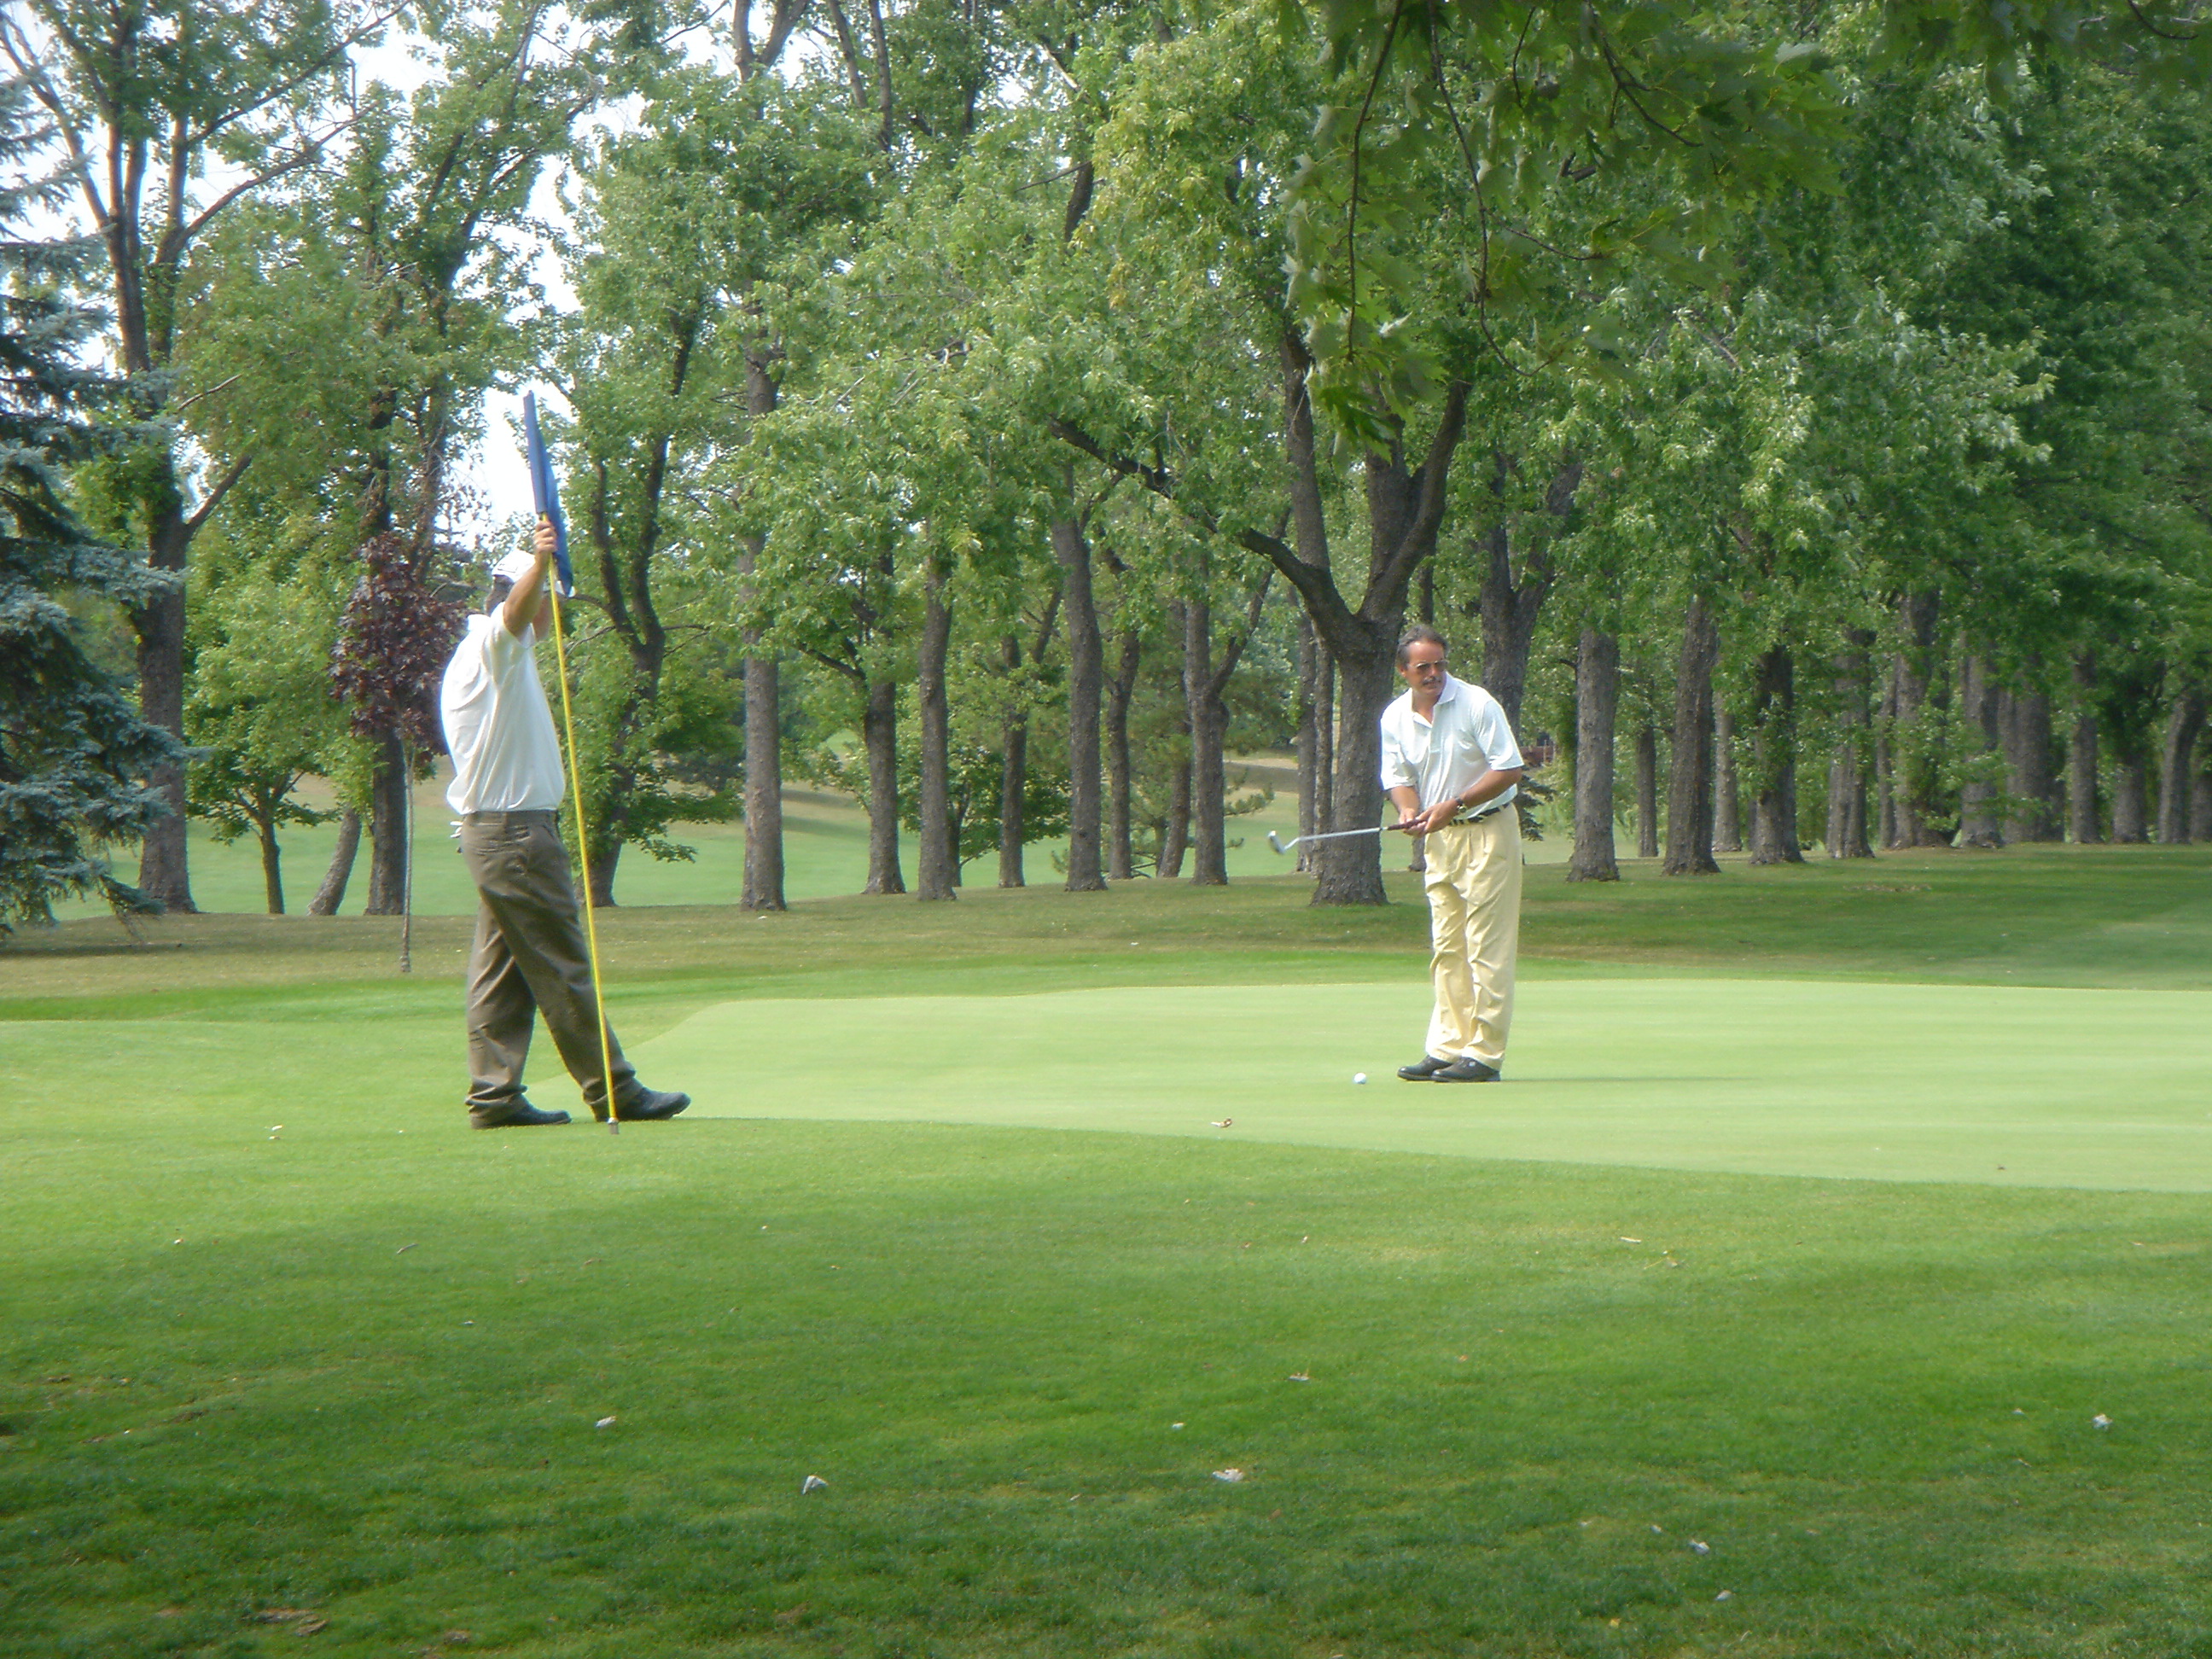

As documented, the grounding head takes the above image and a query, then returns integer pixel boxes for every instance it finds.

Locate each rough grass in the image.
[5,845,2212,1656]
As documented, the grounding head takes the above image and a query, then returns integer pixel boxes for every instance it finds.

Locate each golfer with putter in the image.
[1382,625,1526,1083]
[439,520,690,1129]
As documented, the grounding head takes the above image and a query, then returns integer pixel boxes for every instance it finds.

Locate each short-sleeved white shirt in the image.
[440,611,566,814]
[1379,673,1523,812]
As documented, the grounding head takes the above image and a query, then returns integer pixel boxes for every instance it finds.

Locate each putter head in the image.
[1266,830,1286,854]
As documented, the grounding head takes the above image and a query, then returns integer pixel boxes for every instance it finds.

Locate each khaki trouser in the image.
[1421,809,1522,1067]
[457,810,635,1116]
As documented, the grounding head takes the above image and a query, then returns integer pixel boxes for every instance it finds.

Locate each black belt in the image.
[1443,801,1510,827]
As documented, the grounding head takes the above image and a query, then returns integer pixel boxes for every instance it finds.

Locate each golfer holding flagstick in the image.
[439,516,690,1129]
[1381,625,1527,1084]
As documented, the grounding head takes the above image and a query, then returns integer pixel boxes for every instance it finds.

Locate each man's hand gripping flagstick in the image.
[525,392,621,1134]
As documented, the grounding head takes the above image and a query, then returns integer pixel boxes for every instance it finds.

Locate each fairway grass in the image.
[8,1120,2212,1658]
[7,847,2212,1656]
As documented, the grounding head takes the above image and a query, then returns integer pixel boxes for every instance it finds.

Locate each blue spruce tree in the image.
[0,74,178,932]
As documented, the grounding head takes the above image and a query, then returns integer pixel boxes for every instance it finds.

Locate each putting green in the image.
[640,977,2212,1191]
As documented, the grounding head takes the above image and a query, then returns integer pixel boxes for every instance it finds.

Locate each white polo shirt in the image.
[440,612,566,814]
[1379,673,1523,812]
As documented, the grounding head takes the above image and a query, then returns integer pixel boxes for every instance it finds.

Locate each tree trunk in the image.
[1890,590,1949,847]
[257,818,285,915]
[2001,678,2061,842]
[1106,628,1139,880]
[1874,716,1897,850]
[1826,746,1870,859]
[399,738,416,974]
[309,809,362,916]
[133,508,195,912]
[2192,752,2212,842]
[1282,335,1336,875]
[1955,652,2003,847]
[916,563,957,899]
[1713,707,1743,854]
[1663,596,1721,876]
[860,676,905,893]
[740,355,787,911]
[742,652,786,910]
[1826,634,1873,859]
[364,731,409,914]
[1473,453,1571,725]
[1474,516,1540,724]
[1634,721,1660,859]
[1317,641,1399,901]
[588,838,621,910]
[2112,754,2151,842]
[1568,626,1620,882]
[2067,650,2101,843]
[1316,650,1335,837]
[998,712,1027,887]
[1160,757,1191,878]
[2157,684,2206,843]
[1309,422,1441,905]
[1053,510,1107,893]
[999,634,1029,888]
[1058,364,1464,904]
[1295,614,1324,856]
[1747,643,1803,864]
[1185,591,1227,885]
[1304,646,1336,874]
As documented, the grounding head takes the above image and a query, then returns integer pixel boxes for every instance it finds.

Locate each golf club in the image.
[1266,825,1386,854]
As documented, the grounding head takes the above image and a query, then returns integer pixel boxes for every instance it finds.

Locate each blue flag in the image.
[522,392,573,593]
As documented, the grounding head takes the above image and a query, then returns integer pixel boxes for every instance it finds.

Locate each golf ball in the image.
[1353,1072,1368,1085]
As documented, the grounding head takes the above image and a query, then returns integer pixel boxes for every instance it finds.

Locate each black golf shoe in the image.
[599,1086,690,1123]
[1433,1057,1501,1083]
[1397,1055,1453,1081]
[469,1098,573,1129]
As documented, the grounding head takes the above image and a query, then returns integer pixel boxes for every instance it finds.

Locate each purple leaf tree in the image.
[330,532,463,966]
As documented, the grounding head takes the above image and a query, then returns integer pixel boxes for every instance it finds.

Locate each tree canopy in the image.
[4,0,2208,929]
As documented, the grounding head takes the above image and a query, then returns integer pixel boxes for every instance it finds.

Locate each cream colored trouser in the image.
[1421,811,1522,1066]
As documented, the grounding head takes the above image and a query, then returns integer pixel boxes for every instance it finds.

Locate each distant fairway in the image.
[58,752,1555,919]
[648,978,2212,1190]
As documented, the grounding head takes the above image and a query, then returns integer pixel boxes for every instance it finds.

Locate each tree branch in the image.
[1369,380,1471,609]
[186,4,406,152]
[1208,567,1274,699]
[0,18,109,229]
[820,0,872,114]
[171,116,362,257]
[864,0,895,150]
[184,451,254,538]
[1048,416,1365,655]
[797,641,865,682]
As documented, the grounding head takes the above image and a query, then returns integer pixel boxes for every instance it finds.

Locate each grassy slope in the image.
[15,841,2211,1013]
[5,847,2212,1657]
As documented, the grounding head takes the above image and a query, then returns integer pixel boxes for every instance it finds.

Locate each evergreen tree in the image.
[0,75,177,932]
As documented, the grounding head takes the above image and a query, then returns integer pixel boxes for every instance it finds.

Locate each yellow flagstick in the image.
[543,559,620,1135]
